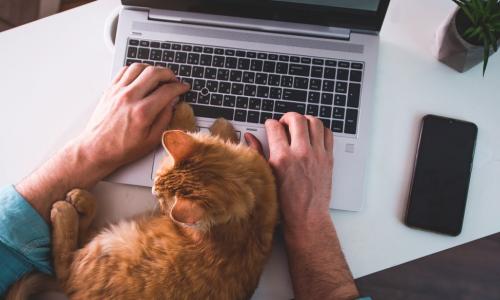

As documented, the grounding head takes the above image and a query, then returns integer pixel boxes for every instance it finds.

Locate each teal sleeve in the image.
[357,297,372,300]
[0,185,53,295]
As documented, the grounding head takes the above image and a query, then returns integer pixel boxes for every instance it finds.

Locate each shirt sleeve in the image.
[0,185,53,295]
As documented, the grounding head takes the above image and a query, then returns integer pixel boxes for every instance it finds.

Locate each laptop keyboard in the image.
[125,38,364,135]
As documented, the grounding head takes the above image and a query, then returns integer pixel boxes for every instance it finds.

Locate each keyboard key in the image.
[281,76,293,88]
[324,68,336,79]
[192,66,204,78]
[320,106,332,118]
[127,47,138,58]
[242,72,255,84]
[161,42,171,49]
[306,104,319,116]
[334,94,346,106]
[162,50,175,62]
[181,77,193,86]
[344,109,358,134]
[350,70,362,82]
[126,59,141,66]
[210,93,223,106]
[150,42,160,48]
[262,99,274,111]
[309,79,321,90]
[223,95,236,107]
[249,98,261,110]
[215,48,224,55]
[320,119,331,128]
[247,52,257,58]
[231,83,244,95]
[308,91,320,103]
[351,62,364,69]
[129,39,139,46]
[268,54,278,60]
[279,55,290,62]
[193,79,206,90]
[289,64,310,76]
[336,81,348,93]
[235,109,247,121]
[313,58,324,65]
[225,57,237,68]
[238,58,250,70]
[333,107,345,119]
[155,62,167,67]
[283,89,307,102]
[179,65,192,77]
[276,63,288,74]
[140,40,150,47]
[192,104,234,120]
[203,47,214,54]
[143,61,154,66]
[193,46,203,52]
[301,57,311,64]
[217,69,230,81]
[331,120,343,133]
[322,80,335,92]
[270,87,282,99]
[247,111,260,123]
[325,60,337,67]
[138,48,150,59]
[213,56,225,67]
[257,53,268,59]
[207,80,218,92]
[260,112,273,124]
[236,96,249,108]
[219,82,231,93]
[225,49,235,56]
[321,93,333,105]
[175,52,187,63]
[311,66,323,78]
[293,77,309,89]
[268,74,280,86]
[250,60,263,71]
[205,68,217,80]
[337,68,349,81]
[172,44,182,50]
[230,70,242,82]
[187,53,200,64]
[184,91,198,103]
[273,113,284,120]
[150,49,162,61]
[263,61,276,73]
[257,86,270,98]
[236,50,246,57]
[274,101,306,114]
[198,93,210,104]
[256,73,268,85]
[244,84,257,97]
[167,63,179,74]
[339,61,350,68]
[290,56,300,63]
[348,83,361,108]
[200,54,212,66]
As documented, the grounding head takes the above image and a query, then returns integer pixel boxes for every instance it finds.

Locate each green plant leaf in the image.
[483,39,490,76]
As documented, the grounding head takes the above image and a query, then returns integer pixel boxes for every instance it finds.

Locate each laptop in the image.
[107,0,390,212]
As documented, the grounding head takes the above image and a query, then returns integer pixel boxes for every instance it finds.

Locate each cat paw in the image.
[66,189,96,220]
[210,118,239,144]
[51,201,79,227]
[169,102,197,132]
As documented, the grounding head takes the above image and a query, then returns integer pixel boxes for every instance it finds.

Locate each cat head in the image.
[153,130,264,231]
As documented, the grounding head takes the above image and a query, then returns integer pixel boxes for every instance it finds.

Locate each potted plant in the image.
[434,0,500,75]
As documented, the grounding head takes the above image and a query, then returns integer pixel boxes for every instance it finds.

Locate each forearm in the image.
[16,136,114,223]
[283,213,359,300]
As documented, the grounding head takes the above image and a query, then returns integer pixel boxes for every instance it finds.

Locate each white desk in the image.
[0,0,499,299]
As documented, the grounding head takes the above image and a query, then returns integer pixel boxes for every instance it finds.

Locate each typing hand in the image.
[77,63,190,171]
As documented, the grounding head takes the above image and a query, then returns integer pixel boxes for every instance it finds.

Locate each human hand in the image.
[76,63,190,172]
[248,113,334,234]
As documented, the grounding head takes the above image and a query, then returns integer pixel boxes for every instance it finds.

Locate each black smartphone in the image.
[405,115,478,236]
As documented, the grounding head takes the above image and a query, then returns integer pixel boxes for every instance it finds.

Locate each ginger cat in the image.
[7,102,278,300]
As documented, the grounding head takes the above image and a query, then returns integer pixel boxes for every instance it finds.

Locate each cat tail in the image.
[5,272,61,300]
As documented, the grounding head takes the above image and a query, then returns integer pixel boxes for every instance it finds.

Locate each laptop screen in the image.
[122,0,390,32]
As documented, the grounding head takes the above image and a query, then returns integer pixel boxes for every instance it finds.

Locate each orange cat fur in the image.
[8,102,278,300]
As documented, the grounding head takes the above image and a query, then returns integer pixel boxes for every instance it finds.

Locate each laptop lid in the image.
[122,0,390,33]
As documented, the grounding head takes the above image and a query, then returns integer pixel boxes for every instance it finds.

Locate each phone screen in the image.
[405,115,477,236]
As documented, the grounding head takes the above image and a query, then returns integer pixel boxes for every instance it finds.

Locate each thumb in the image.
[244,133,265,157]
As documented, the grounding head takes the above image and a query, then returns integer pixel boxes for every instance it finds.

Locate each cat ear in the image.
[162,130,196,162]
[170,197,204,226]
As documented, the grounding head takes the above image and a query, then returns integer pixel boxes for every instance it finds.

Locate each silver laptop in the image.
[108,0,390,211]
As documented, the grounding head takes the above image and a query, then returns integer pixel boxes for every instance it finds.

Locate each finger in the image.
[324,127,334,153]
[304,115,325,149]
[244,133,264,157]
[279,113,310,149]
[142,81,190,117]
[118,63,148,86]
[149,105,175,142]
[129,66,178,98]
[112,66,128,84]
[265,119,289,154]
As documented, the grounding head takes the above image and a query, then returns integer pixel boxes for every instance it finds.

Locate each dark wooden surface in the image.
[0,0,39,28]
[356,232,500,300]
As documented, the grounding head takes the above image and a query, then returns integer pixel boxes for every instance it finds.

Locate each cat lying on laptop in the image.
[7,102,278,300]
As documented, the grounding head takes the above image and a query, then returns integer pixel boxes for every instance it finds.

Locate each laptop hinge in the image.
[148,9,351,41]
